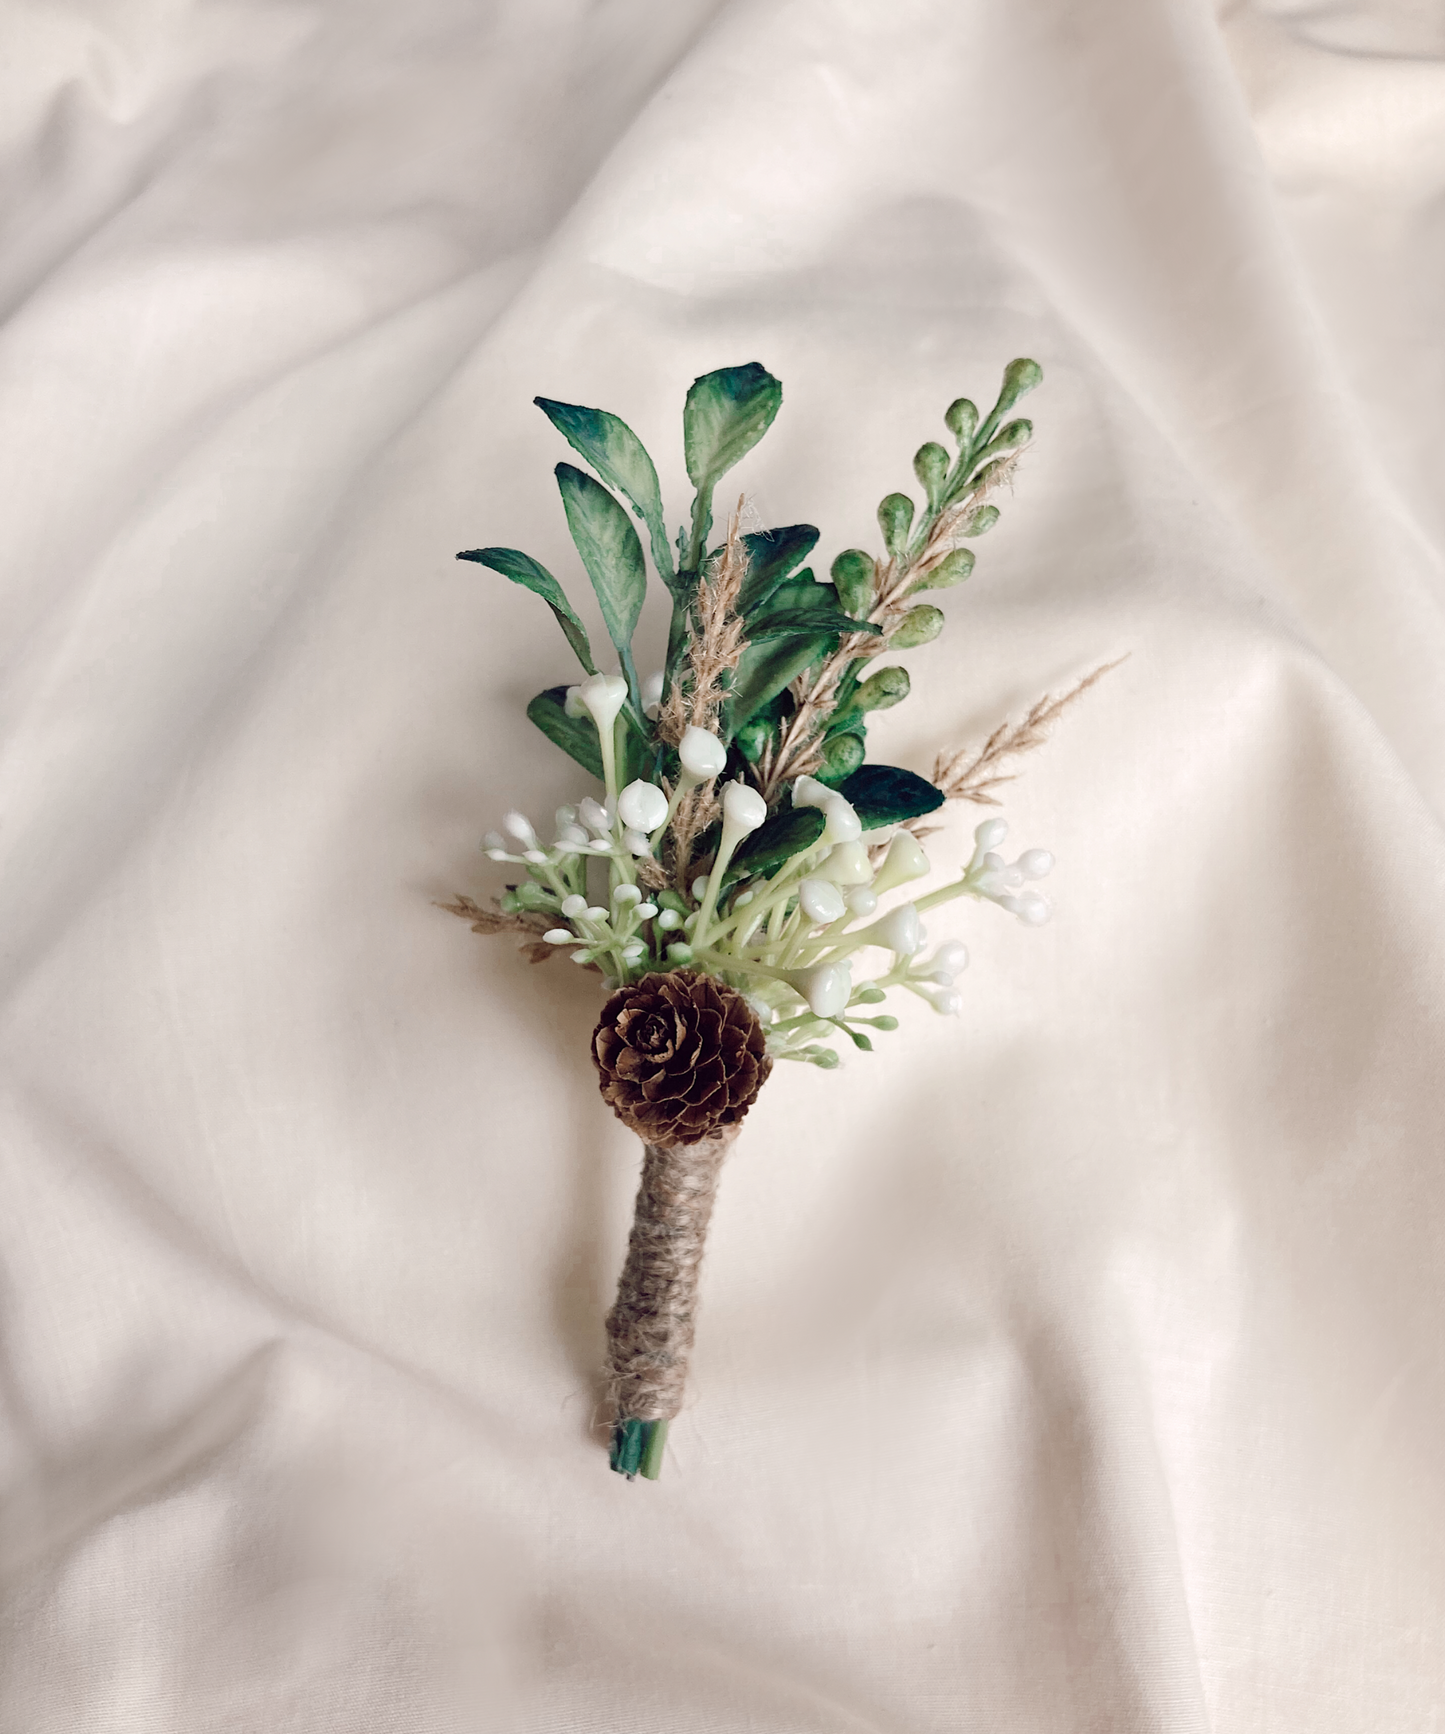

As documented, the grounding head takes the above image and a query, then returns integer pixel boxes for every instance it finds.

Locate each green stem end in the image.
[609,1417,669,1480]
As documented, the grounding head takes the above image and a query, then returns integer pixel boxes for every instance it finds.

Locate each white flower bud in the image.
[872,831,930,895]
[656,908,682,931]
[617,780,669,832]
[482,830,505,851]
[634,903,658,920]
[666,942,694,964]
[585,906,608,921]
[564,686,586,719]
[561,894,588,918]
[620,941,646,962]
[722,781,768,835]
[624,828,652,856]
[556,824,589,846]
[814,840,873,885]
[975,818,1008,851]
[1019,849,1054,880]
[578,797,611,836]
[555,805,578,831]
[577,672,629,736]
[933,988,963,1017]
[1016,891,1051,925]
[612,884,642,907]
[791,775,831,809]
[679,726,727,780]
[691,875,711,901]
[801,960,852,1017]
[934,939,969,976]
[640,670,665,719]
[845,885,878,917]
[522,848,548,864]
[484,848,509,861]
[819,796,861,845]
[875,902,921,957]
[799,879,847,925]
[502,811,537,847]
[543,929,574,944]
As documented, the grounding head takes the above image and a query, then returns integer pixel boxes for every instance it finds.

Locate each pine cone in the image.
[593,970,772,1146]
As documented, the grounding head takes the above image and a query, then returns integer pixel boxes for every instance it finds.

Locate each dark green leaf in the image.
[555,462,647,676]
[725,632,835,731]
[684,363,783,491]
[682,363,783,574]
[722,804,826,886]
[526,685,602,780]
[746,575,875,642]
[458,547,596,674]
[534,397,676,589]
[835,763,945,830]
[722,524,820,616]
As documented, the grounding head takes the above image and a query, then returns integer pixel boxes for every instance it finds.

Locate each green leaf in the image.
[534,397,676,590]
[835,763,945,829]
[682,362,783,573]
[722,804,826,886]
[457,547,596,675]
[555,462,647,680]
[684,362,783,490]
[725,632,835,731]
[745,574,875,642]
[726,524,820,616]
[526,685,602,780]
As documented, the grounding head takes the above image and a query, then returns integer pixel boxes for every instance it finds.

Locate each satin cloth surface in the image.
[2,1,1443,1728]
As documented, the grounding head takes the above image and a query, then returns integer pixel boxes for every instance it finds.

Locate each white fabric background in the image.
[1,0,1442,1727]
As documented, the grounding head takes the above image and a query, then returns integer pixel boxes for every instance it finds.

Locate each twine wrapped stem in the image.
[605,1127,738,1478]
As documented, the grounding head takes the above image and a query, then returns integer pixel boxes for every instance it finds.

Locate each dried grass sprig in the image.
[659,499,751,891]
[920,656,1126,821]
[437,894,557,964]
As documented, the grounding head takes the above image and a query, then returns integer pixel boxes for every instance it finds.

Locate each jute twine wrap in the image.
[605,1128,738,1422]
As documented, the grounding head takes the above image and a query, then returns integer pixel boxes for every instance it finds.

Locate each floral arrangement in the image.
[445,360,1110,1479]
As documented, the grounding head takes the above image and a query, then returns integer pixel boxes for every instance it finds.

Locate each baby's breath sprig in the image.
[447,360,1112,1479]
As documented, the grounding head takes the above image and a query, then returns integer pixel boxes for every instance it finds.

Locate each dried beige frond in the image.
[437,895,557,965]
[656,497,750,747]
[926,657,1126,813]
[659,498,751,889]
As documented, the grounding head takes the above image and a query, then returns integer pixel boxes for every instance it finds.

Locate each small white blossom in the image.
[640,670,665,719]
[503,811,537,847]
